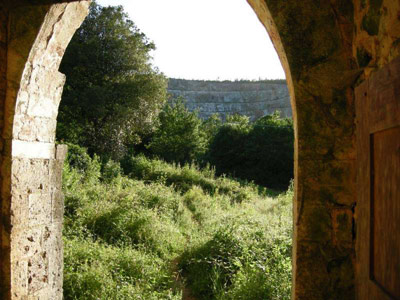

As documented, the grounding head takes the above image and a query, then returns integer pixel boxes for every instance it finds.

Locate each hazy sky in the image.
[96,0,285,80]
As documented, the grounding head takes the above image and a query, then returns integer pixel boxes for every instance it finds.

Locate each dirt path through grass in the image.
[171,257,198,300]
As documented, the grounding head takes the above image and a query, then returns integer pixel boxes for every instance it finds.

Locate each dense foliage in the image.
[57,2,167,160]
[63,145,292,300]
[58,3,294,299]
[207,112,294,189]
[147,98,207,165]
[144,102,294,189]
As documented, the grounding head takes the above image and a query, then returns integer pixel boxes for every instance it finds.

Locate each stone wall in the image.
[0,7,8,296]
[248,0,400,299]
[167,78,291,120]
[0,2,89,299]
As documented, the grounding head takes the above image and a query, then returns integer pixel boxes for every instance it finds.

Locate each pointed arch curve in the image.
[1,0,400,299]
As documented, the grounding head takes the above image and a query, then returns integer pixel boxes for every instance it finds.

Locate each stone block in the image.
[12,140,55,159]
[28,193,52,226]
[300,159,356,187]
[11,226,42,261]
[294,242,355,300]
[10,192,29,227]
[41,223,62,254]
[55,144,67,162]
[332,208,353,247]
[27,251,49,294]
[48,247,63,297]
[13,115,57,143]
[296,202,333,243]
[318,185,356,207]
[294,242,331,300]
[49,159,63,190]
[12,158,51,194]
[26,71,65,119]
[3,85,19,140]
[51,191,64,223]
[11,260,28,298]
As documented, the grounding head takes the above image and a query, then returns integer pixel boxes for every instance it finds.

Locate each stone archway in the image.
[0,2,89,298]
[249,0,400,299]
[249,1,358,298]
[0,0,399,299]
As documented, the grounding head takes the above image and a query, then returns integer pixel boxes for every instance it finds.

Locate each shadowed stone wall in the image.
[0,2,89,299]
[0,8,8,297]
[248,0,400,299]
[168,78,291,120]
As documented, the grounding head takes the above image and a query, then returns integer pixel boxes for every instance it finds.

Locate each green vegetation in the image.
[143,101,294,190]
[58,2,293,189]
[208,112,294,189]
[147,98,208,165]
[63,146,292,300]
[58,2,167,160]
[59,3,294,299]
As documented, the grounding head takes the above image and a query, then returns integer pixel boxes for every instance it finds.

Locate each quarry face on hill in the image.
[167,78,292,120]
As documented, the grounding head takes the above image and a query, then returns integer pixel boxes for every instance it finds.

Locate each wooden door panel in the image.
[356,56,400,300]
[369,74,400,133]
[371,127,400,299]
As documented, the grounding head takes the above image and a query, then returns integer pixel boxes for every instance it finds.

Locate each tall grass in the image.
[63,148,293,299]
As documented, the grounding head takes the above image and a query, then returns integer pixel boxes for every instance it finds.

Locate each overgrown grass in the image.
[63,148,293,299]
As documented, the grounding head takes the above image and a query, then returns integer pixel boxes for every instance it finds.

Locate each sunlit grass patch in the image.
[63,147,292,300]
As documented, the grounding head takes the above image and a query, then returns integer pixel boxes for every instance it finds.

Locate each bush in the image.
[63,143,101,186]
[178,226,247,299]
[148,98,207,165]
[101,160,122,183]
[208,112,294,189]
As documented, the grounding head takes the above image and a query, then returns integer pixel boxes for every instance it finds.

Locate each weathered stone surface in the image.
[247,0,400,299]
[168,78,292,120]
[12,141,55,159]
[0,2,89,299]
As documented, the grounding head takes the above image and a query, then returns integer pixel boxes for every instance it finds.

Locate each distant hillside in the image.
[167,78,291,120]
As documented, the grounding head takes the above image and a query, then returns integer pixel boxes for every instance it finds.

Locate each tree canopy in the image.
[148,98,207,165]
[57,2,167,160]
[208,112,294,189]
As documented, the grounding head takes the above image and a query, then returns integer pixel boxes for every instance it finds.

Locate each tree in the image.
[148,98,207,165]
[246,112,294,189]
[57,2,167,160]
[208,112,294,189]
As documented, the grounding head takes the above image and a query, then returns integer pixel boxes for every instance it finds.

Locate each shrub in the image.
[101,159,122,183]
[178,226,247,299]
[148,98,207,165]
[208,112,294,189]
[65,143,101,179]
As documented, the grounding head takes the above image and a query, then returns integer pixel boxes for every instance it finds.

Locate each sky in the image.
[96,0,285,81]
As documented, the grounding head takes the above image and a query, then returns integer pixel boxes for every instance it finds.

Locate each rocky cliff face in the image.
[167,78,291,120]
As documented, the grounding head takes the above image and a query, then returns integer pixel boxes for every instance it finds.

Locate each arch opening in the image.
[0,0,400,299]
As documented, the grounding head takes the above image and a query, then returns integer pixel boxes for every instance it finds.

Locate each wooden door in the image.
[356,57,400,300]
